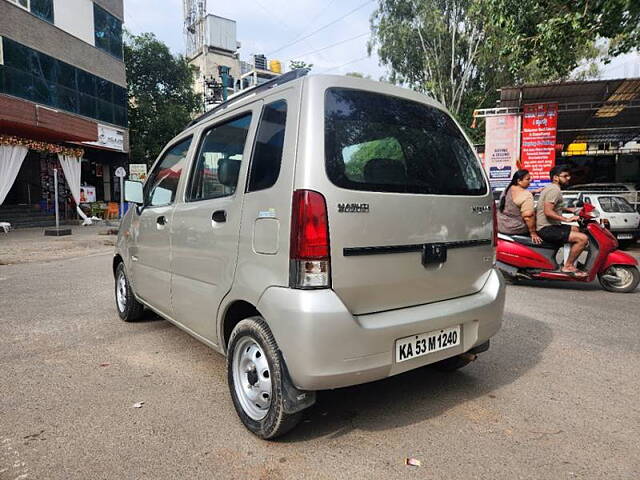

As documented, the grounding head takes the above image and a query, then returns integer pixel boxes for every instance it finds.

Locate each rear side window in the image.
[188,113,252,201]
[599,196,635,213]
[248,100,287,192]
[144,137,192,206]
[325,88,487,195]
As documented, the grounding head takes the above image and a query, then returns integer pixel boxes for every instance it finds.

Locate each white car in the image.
[567,183,640,211]
[564,194,640,248]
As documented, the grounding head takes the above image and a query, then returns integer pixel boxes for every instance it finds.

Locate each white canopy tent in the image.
[0,137,94,226]
[0,144,29,206]
[58,153,92,226]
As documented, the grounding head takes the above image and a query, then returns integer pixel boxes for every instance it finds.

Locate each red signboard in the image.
[521,103,558,188]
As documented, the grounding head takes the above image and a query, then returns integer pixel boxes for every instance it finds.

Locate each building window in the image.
[30,0,54,23]
[6,0,54,23]
[93,3,123,60]
[7,0,30,11]
[0,37,127,127]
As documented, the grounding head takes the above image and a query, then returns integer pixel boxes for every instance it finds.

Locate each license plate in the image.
[395,325,461,363]
[617,233,633,239]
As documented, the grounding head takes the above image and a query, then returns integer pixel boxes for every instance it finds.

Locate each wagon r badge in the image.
[338,203,369,213]
[471,205,491,215]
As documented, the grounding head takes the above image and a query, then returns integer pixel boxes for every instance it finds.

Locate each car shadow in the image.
[280,312,552,442]
[133,308,167,323]
[510,279,603,291]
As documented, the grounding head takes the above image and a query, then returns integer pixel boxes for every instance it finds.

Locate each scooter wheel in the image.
[598,265,640,293]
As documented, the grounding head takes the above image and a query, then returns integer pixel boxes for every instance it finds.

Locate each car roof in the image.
[178,72,447,138]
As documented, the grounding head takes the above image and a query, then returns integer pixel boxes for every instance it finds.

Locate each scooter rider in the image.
[535,166,589,276]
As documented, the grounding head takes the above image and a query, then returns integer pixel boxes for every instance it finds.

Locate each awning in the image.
[475,78,640,146]
[0,93,98,143]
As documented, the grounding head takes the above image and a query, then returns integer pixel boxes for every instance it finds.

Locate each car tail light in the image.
[290,190,330,288]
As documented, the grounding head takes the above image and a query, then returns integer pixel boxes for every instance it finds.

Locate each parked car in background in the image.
[567,183,640,212]
[564,193,640,249]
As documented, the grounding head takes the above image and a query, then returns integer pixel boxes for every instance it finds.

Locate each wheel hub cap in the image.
[232,337,272,421]
[116,272,127,312]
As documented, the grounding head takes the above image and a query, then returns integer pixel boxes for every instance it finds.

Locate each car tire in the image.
[432,354,473,372]
[598,265,640,293]
[115,262,144,322]
[227,317,303,439]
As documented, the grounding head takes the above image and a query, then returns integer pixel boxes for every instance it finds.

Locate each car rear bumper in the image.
[256,268,506,390]
[611,229,640,240]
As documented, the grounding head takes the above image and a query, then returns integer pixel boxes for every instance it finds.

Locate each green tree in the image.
[289,60,314,71]
[484,0,640,82]
[370,1,640,139]
[370,1,490,117]
[125,32,200,166]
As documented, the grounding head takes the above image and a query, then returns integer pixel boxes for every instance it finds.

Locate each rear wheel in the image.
[115,263,144,321]
[227,317,303,439]
[598,265,640,293]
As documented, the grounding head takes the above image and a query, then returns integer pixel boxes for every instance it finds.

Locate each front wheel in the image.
[227,317,303,439]
[598,265,640,293]
[115,262,144,321]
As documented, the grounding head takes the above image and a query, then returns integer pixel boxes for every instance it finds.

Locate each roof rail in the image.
[187,68,310,128]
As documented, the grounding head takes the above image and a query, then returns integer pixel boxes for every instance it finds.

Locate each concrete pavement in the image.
[0,253,638,479]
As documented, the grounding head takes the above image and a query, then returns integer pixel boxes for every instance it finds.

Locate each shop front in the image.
[474,77,640,194]
[0,93,128,228]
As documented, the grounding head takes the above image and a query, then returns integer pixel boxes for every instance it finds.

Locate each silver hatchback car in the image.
[114,72,505,438]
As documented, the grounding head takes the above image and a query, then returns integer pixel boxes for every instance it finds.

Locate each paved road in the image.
[1,253,638,479]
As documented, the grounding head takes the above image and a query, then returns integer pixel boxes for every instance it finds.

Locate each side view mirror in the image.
[124,180,144,205]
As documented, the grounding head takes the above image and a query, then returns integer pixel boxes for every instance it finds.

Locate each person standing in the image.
[536,166,588,276]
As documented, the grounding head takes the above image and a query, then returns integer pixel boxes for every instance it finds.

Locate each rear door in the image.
[309,86,494,315]
[170,108,259,343]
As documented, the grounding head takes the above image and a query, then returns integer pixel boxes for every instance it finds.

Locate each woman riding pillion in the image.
[497,169,543,245]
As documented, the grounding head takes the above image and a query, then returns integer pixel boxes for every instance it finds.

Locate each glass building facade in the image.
[0,37,127,127]
[93,3,123,60]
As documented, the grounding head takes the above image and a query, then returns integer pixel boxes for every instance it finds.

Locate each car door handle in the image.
[157,215,167,226]
[212,210,227,223]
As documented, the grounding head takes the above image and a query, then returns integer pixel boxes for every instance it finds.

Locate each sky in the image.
[123,0,387,78]
[123,0,639,83]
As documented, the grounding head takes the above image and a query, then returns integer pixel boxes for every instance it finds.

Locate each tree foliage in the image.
[289,60,314,71]
[370,0,640,139]
[125,32,200,166]
[485,0,640,82]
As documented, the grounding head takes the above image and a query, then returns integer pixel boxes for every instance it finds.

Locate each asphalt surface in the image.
[1,253,639,479]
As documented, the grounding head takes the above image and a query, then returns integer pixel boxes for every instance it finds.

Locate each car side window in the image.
[248,100,287,192]
[144,137,192,207]
[188,113,252,201]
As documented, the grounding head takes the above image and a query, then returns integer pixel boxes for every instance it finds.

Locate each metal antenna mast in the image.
[183,0,206,59]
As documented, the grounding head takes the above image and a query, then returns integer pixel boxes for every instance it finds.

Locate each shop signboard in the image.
[129,164,148,182]
[521,103,558,188]
[484,114,521,190]
[79,186,96,203]
[83,125,125,152]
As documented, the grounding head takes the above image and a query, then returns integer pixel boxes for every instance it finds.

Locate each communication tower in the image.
[183,0,206,59]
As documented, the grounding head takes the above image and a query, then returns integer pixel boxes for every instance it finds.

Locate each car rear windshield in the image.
[598,196,635,213]
[324,88,487,196]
